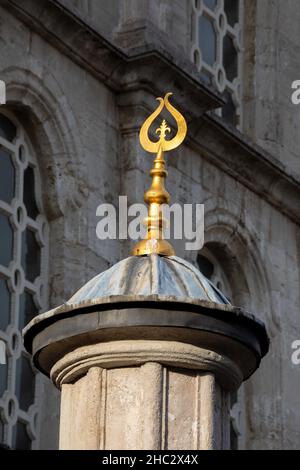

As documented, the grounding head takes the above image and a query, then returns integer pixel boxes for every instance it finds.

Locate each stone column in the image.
[54,341,236,450]
[23,298,269,450]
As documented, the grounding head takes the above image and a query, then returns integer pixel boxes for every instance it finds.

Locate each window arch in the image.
[191,0,243,127]
[197,246,232,301]
[197,245,245,449]
[0,110,48,449]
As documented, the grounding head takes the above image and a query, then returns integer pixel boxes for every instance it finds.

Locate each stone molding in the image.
[51,340,243,391]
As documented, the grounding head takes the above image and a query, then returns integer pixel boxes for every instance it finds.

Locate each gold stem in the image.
[132,145,175,256]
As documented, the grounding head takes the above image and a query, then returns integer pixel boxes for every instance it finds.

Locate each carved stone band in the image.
[51,340,243,391]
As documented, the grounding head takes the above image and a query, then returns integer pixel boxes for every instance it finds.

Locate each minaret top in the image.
[132,93,187,257]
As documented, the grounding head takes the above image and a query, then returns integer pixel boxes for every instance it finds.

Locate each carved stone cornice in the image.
[190,114,300,225]
[2,0,222,114]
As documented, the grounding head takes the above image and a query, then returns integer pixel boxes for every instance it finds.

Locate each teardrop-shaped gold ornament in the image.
[139,92,187,153]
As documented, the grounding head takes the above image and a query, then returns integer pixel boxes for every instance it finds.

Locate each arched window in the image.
[191,0,243,127]
[197,246,244,449]
[197,247,232,301]
[0,110,48,449]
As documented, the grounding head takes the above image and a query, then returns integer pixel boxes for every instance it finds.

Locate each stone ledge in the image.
[2,0,223,112]
[23,298,269,387]
[189,114,300,225]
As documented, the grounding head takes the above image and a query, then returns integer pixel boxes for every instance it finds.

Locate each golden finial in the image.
[132,92,187,257]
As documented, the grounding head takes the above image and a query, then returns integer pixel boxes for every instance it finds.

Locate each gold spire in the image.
[132,92,187,257]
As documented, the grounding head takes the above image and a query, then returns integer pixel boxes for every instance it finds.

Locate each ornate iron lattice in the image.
[191,0,243,127]
[0,110,48,450]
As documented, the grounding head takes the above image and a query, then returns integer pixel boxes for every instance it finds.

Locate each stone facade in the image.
[0,0,299,450]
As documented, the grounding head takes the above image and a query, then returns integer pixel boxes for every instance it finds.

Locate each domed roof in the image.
[67,254,230,308]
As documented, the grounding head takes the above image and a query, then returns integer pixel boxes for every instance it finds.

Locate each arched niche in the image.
[2,66,88,221]
[191,198,282,449]
[191,197,279,335]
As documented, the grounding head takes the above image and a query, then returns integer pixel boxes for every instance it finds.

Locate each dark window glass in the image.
[223,34,238,82]
[193,49,200,67]
[15,354,35,411]
[0,115,17,142]
[21,228,41,282]
[0,349,7,397]
[204,0,217,10]
[224,0,239,27]
[197,254,214,279]
[23,166,39,219]
[0,149,15,203]
[222,89,237,126]
[198,15,216,66]
[0,212,13,268]
[18,145,26,164]
[19,290,37,330]
[0,277,10,330]
[200,70,213,86]
[12,421,31,450]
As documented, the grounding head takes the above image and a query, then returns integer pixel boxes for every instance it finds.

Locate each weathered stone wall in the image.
[243,0,300,176]
[0,0,299,450]
[60,0,120,39]
[0,3,121,448]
